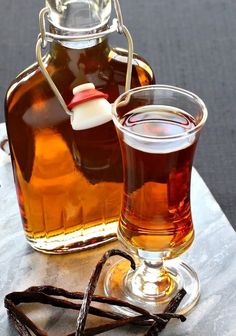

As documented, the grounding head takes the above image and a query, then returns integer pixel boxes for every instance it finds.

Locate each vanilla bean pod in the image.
[6,290,126,322]
[5,249,187,336]
[75,289,186,336]
[164,289,187,314]
[8,311,32,336]
[75,249,171,336]
[81,312,186,336]
[145,288,187,335]
[67,315,149,336]
[27,286,154,321]
[76,249,136,335]
[5,286,186,336]
[5,287,155,330]
[8,286,182,327]
[42,286,161,323]
[5,298,46,336]
[6,292,153,336]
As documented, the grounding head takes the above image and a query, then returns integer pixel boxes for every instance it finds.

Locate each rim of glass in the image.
[112,84,208,141]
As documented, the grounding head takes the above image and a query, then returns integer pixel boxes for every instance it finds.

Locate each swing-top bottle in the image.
[5,0,155,253]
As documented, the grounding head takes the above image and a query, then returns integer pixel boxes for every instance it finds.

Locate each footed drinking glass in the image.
[104,85,208,314]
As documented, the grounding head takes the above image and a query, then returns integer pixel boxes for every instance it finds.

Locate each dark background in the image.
[0,0,235,230]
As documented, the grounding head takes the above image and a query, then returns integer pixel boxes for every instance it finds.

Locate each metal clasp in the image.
[35,0,134,116]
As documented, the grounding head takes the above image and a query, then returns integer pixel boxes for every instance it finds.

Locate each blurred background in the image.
[0,0,235,229]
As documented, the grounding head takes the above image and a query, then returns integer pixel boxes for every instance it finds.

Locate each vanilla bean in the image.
[156,313,185,322]
[5,298,46,336]
[6,288,185,335]
[5,250,187,336]
[20,286,183,324]
[26,286,153,319]
[164,289,187,314]
[6,290,153,336]
[6,290,126,322]
[76,249,136,336]
[145,288,187,335]
[8,311,32,336]
[67,315,149,336]
[82,312,186,336]
[75,249,169,335]
[75,247,173,335]
[5,287,155,329]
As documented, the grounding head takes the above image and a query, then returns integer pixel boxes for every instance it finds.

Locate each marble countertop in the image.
[0,123,236,336]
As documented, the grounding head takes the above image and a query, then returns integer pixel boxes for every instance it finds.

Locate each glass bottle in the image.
[5,0,155,254]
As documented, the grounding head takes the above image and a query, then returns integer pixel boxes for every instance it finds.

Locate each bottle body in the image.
[5,37,155,253]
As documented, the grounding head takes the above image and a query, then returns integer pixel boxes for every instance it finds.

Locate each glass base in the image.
[104,258,200,315]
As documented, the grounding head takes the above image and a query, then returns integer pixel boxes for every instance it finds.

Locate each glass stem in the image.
[127,259,172,299]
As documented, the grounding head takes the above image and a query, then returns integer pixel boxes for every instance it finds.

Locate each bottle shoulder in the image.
[5,62,41,109]
[7,62,40,93]
[5,44,156,115]
[108,47,156,85]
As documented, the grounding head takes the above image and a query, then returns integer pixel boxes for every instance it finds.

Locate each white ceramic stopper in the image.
[70,83,112,131]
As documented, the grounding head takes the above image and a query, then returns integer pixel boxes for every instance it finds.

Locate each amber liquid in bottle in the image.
[5,38,155,253]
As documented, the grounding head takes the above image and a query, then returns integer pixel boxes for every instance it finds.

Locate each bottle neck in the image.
[46,0,111,30]
[48,21,108,50]
[46,0,112,49]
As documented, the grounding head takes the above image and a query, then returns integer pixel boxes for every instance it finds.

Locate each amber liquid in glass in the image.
[118,106,197,258]
[5,39,155,253]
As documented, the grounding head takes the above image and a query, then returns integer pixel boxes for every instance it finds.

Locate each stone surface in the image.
[0,123,236,335]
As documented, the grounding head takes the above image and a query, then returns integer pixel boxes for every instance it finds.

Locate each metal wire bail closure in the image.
[35,0,134,116]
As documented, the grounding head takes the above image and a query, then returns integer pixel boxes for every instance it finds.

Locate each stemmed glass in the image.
[104,85,208,314]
